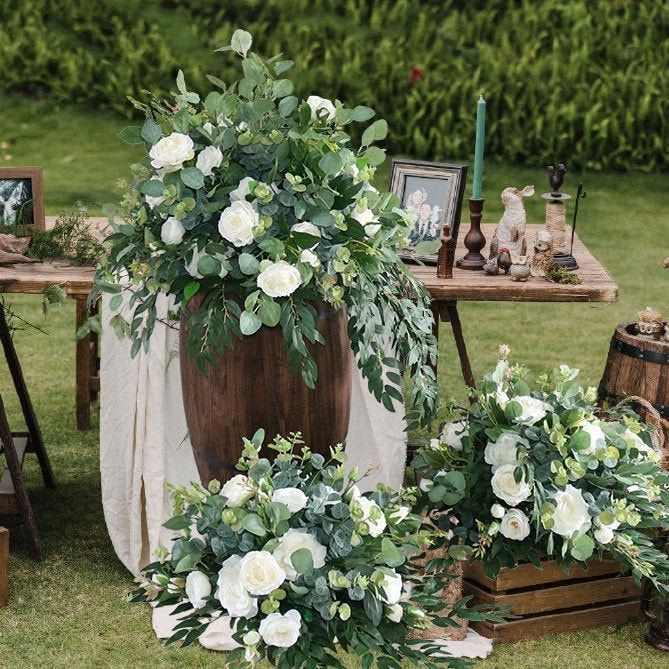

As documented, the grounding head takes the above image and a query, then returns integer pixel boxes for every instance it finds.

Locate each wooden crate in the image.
[463,558,641,642]
[0,527,8,606]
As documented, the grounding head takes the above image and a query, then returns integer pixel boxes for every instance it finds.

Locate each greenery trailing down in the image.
[95,30,439,426]
[1,1,667,170]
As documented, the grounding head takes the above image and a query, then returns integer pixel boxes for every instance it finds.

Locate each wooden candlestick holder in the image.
[456,198,486,271]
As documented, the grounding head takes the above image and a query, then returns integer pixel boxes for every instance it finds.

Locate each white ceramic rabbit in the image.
[489,185,535,260]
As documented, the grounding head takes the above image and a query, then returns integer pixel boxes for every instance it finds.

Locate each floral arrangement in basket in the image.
[94,28,438,424]
[131,432,504,668]
[412,346,669,593]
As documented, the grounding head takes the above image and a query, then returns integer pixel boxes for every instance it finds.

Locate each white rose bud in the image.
[441,420,468,450]
[512,396,551,425]
[484,431,529,472]
[218,200,259,247]
[230,176,256,202]
[216,555,258,618]
[149,132,194,172]
[271,487,308,513]
[195,145,223,178]
[258,609,302,648]
[378,571,403,605]
[160,216,185,245]
[490,503,506,519]
[551,484,592,538]
[242,630,261,646]
[594,526,614,544]
[291,221,321,237]
[499,509,531,541]
[257,261,302,298]
[239,551,286,596]
[306,95,336,121]
[299,248,321,268]
[220,474,255,508]
[272,529,327,581]
[491,464,532,507]
[185,570,211,609]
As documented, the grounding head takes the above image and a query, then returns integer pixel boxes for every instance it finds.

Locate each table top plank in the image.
[0,221,617,303]
[410,224,618,303]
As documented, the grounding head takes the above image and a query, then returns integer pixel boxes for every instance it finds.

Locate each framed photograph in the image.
[0,167,45,230]
[389,159,467,265]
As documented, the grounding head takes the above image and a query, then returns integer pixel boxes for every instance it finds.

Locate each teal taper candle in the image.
[472,95,486,199]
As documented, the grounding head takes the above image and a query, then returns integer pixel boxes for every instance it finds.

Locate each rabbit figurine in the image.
[489,185,535,260]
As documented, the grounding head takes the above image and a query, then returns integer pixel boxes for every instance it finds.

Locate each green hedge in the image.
[1,0,667,171]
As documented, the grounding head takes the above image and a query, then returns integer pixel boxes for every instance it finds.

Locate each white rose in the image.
[220,474,255,508]
[306,95,336,121]
[242,630,260,646]
[484,432,529,472]
[551,484,592,538]
[258,609,301,648]
[351,207,378,227]
[185,571,211,609]
[491,464,532,507]
[490,503,506,519]
[499,509,531,541]
[386,603,403,623]
[149,132,194,172]
[579,420,607,455]
[594,526,614,544]
[218,200,258,247]
[272,529,327,581]
[291,222,321,237]
[196,145,223,178]
[239,551,286,595]
[378,571,403,605]
[257,261,302,298]
[299,249,321,268]
[512,396,550,425]
[271,487,308,513]
[230,176,255,202]
[441,420,468,450]
[357,496,387,537]
[216,555,258,618]
[160,216,185,245]
[365,223,382,237]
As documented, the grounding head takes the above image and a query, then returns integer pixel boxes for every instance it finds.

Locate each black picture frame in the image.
[389,158,467,266]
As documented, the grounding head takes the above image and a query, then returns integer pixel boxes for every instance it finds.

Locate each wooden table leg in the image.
[75,297,92,431]
[0,303,55,488]
[442,301,476,391]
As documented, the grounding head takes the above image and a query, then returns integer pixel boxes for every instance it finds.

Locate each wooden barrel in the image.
[598,322,669,420]
[180,302,351,485]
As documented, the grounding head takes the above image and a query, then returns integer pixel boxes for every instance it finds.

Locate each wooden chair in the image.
[0,302,55,561]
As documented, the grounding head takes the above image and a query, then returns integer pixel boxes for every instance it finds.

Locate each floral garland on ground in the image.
[412,346,669,593]
[132,432,504,668]
[94,29,438,425]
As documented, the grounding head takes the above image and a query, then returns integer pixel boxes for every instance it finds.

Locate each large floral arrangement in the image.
[412,347,669,593]
[132,432,500,668]
[94,29,438,422]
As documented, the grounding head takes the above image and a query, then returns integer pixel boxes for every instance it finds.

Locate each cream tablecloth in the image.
[100,295,407,577]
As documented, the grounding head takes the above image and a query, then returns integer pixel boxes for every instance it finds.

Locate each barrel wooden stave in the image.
[599,322,669,419]
[180,304,352,484]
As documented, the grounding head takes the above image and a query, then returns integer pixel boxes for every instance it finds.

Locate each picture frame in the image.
[389,159,467,270]
[0,167,45,231]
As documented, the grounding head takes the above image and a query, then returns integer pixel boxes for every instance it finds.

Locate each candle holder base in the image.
[456,198,486,271]
[552,252,578,271]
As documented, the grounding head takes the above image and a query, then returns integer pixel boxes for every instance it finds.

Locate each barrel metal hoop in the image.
[597,388,669,420]
[611,337,669,365]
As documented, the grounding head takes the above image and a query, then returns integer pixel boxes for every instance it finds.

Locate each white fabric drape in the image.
[100,294,407,577]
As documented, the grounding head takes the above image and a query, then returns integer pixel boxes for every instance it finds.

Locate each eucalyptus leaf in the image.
[240,310,262,335]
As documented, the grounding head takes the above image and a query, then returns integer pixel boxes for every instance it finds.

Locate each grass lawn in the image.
[0,96,667,668]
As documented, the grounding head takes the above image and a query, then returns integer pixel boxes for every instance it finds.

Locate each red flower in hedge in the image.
[408,67,425,83]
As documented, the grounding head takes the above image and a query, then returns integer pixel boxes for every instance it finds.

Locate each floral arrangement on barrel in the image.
[94,28,438,424]
[132,432,504,668]
[412,346,669,594]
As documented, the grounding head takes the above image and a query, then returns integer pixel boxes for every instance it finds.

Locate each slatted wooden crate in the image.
[463,558,641,642]
[0,527,8,606]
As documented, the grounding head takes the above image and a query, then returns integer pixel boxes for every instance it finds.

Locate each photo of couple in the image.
[402,176,450,246]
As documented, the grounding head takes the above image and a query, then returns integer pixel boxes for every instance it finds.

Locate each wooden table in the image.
[409,223,618,387]
[0,260,96,430]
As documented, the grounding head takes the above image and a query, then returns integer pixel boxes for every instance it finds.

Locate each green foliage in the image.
[1,1,666,170]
